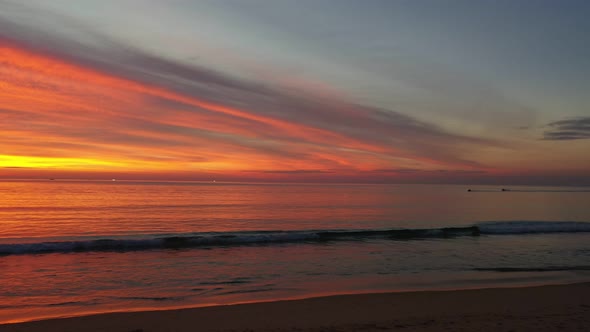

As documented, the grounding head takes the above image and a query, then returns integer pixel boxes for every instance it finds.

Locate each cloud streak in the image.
[543,117,590,140]
[6,1,576,183]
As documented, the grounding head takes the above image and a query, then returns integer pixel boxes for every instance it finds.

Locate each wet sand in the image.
[1,282,588,332]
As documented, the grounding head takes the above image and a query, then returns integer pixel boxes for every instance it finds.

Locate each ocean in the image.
[0,181,589,324]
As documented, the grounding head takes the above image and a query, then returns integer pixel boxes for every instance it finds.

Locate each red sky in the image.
[1,2,589,185]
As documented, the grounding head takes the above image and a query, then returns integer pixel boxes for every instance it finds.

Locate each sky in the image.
[0,0,589,184]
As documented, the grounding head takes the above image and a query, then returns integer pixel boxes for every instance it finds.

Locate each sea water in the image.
[0,181,589,323]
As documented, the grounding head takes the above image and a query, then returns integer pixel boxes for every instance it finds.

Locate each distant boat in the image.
[112,179,116,182]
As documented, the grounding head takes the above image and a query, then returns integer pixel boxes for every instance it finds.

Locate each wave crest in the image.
[1,221,588,256]
[476,221,590,234]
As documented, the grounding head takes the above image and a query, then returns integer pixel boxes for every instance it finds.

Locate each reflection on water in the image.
[1,181,589,239]
[0,181,589,323]
[1,232,589,323]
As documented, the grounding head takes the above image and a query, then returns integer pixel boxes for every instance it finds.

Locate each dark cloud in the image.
[543,117,590,140]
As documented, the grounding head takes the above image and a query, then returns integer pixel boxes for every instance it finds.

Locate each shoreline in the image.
[2,282,588,332]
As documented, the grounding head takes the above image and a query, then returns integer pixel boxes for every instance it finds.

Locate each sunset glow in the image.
[1,1,589,184]
[1,1,590,327]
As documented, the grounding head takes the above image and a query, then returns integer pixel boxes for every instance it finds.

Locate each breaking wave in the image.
[476,221,590,234]
[1,221,588,256]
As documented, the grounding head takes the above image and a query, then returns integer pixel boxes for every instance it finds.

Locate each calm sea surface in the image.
[0,181,589,323]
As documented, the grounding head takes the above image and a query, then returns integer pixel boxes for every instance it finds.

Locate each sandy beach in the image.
[1,282,588,332]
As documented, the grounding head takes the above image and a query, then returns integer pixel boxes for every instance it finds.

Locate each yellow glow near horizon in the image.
[0,154,256,173]
[0,155,126,169]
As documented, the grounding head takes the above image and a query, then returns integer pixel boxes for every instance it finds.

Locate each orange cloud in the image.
[0,40,490,181]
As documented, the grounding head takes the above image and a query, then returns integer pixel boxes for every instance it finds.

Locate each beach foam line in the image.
[1,221,589,256]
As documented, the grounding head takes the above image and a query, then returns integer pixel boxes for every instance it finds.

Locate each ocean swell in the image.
[1,221,588,256]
